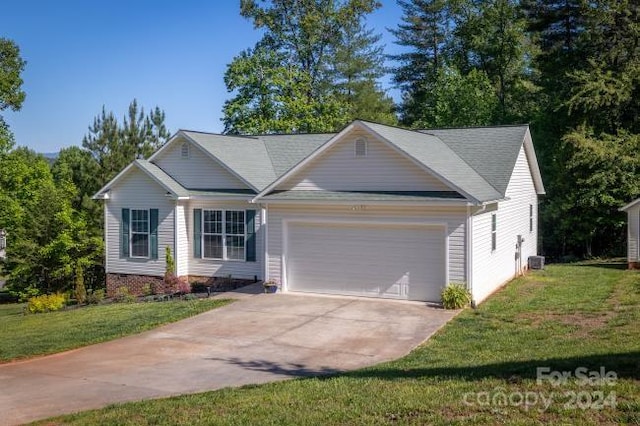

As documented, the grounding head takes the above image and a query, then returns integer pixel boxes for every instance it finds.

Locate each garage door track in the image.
[0,285,456,425]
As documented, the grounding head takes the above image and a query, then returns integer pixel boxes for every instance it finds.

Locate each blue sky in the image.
[3,1,404,153]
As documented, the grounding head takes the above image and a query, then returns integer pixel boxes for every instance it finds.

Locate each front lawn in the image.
[40,263,640,425]
[0,298,232,362]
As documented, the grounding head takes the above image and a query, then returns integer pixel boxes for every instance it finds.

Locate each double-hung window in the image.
[131,209,150,257]
[200,210,245,261]
[203,210,223,259]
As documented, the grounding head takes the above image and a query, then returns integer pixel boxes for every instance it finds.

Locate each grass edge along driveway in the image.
[36,262,640,425]
[0,298,233,363]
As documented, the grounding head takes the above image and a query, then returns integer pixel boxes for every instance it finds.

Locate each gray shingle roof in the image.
[421,125,529,195]
[135,160,189,198]
[360,121,504,203]
[181,131,277,191]
[129,121,532,204]
[260,133,333,177]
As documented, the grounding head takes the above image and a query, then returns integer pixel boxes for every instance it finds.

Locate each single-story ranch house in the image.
[94,120,545,305]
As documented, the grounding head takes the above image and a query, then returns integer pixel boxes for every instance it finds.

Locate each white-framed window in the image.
[203,210,223,259]
[529,204,534,233]
[201,210,245,261]
[355,137,367,157]
[181,142,190,159]
[131,209,150,257]
[491,213,497,252]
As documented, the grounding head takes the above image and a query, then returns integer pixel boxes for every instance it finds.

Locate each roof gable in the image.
[274,127,454,193]
[152,134,250,190]
[254,121,504,204]
[93,159,188,200]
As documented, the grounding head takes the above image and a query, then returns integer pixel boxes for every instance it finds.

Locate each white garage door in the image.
[285,221,446,302]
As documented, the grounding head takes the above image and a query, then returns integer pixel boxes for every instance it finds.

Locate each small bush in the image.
[141,283,153,296]
[27,293,66,314]
[75,265,87,304]
[113,286,136,303]
[86,289,105,305]
[182,293,198,301]
[441,284,471,309]
[176,277,191,295]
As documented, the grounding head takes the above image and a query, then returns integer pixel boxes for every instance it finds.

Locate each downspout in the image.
[466,204,474,308]
[263,204,268,282]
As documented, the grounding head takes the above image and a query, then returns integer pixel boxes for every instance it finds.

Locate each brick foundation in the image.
[106,273,256,297]
[106,274,171,297]
[629,261,640,270]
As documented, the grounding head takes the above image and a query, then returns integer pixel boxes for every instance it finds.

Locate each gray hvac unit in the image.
[529,255,545,270]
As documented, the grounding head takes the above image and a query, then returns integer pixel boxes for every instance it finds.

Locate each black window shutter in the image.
[246,210,256,262]
[121,208,130,258]
[194,209,202,258]
[150,209,159,259]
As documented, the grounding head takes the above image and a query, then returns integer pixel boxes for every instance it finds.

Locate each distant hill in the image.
[42,152,58,166]
[42,152,59,160]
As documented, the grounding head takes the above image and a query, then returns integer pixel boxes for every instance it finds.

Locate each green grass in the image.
[37,263,640,425]
[0,298,232,362]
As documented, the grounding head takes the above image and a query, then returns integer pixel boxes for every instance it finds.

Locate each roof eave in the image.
[255,198,473,206]
[620,198,640,211]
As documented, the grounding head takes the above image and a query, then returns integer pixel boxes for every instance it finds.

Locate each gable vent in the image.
[355,138,367,157]
[181,142,190,159]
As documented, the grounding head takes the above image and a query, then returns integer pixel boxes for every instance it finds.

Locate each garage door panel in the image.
[285,222,446,302]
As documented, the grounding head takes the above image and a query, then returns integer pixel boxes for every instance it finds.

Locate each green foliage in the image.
[392,0,539,126]
[165,246,175,276]
[26,293,66,314]
[224,0,389,134]
[414,67,497,128]
[74,265,87,304]
[113,287,136,303]
[440,283,471,309]
[82,99,170,185]
[86,289,105,305]
[141,283,153,297]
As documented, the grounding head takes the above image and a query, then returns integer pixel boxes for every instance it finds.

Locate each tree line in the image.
[0,0,638,297]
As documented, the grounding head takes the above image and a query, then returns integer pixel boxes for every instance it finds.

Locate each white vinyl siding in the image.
[153,138,247,189]
[626,206,640,262]
[471,145,539,304]
[105,168,174,277]
[276,130,454,192]
[187,201,263,279]
[175,202,188,276]
[285,221,446,301]
[266,204,466,290]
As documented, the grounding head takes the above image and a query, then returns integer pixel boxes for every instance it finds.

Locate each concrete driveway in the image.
[0,285,456,425]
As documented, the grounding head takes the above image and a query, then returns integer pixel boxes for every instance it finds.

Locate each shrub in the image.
[141,283,153,296]
[176,277,191,295]
[86,289,105,305]
[75,265,87,304]
[441,283,471,309]
[182,293,198,301]
[27,293,66,314]
[113,286,136,303]
[165,246,175,275]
